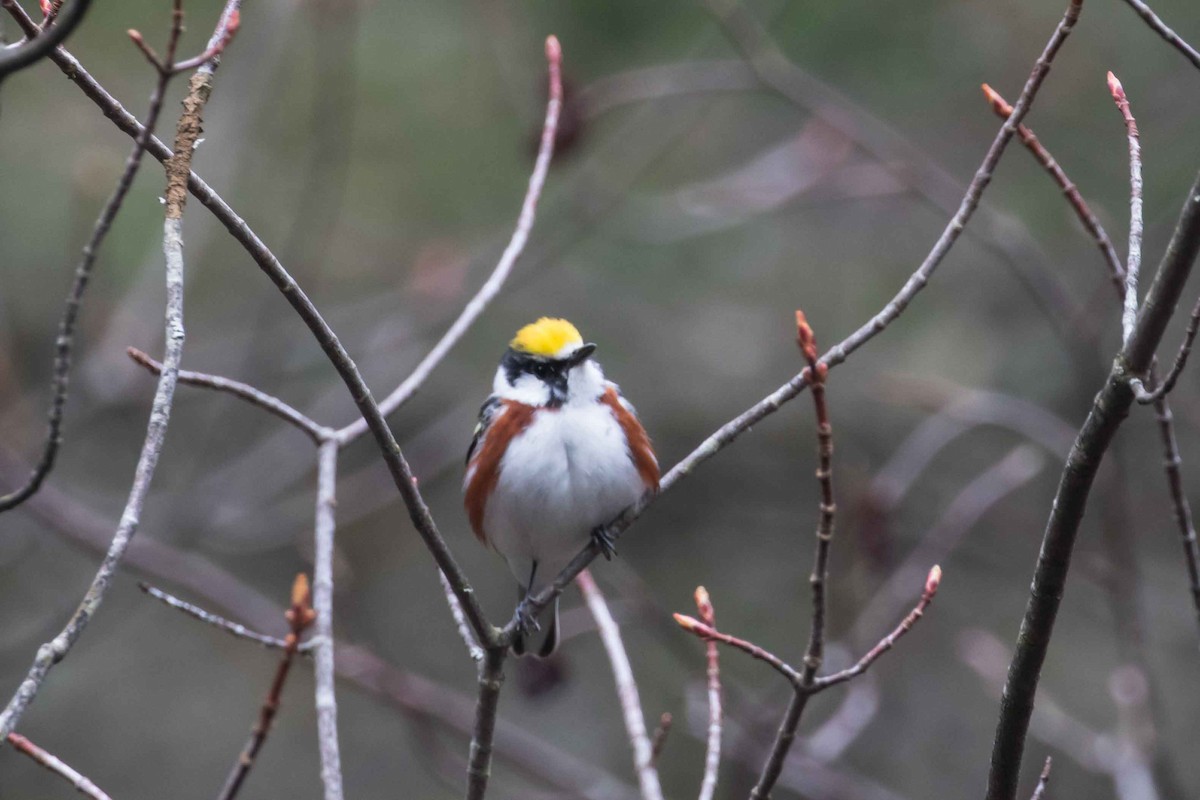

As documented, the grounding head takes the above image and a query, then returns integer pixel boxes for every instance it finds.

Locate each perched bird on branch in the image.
[464,318,658,656]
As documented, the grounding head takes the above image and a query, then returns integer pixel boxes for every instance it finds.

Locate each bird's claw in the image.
[591,526,618,560]
[512,598,541,636]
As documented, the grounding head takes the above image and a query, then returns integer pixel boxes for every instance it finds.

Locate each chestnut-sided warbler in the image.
[463,318,659,657]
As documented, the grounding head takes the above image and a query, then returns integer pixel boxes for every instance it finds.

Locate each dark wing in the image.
[466,396,503,466]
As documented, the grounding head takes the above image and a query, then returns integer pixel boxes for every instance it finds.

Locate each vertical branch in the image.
[749,311,835,800]
[577,569,664,800]
[441,569,485,662]
[1109,72,1143,345]
[986,169,1200,800]
[694,587,722,800]
[1030,757,1053,800]
[465,647,507,800]
[216,574,316,800]
[312,438,345,800]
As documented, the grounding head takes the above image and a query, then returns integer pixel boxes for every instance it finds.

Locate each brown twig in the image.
[6,732,112,800]
[0,6,182,513]
[649,713,672,768]
[813,566,941,691]
[1109,71,1143,344]
[216,574,316,800]
[126,347,328,442]
[694,587,722,800]
[981,84,1124,294]
[1119,0,1200,71]
[577,569,663,800]
[673,614,802,685]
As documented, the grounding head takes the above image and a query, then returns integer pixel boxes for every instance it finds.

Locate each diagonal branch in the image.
[127,347,328,442]
[335,32,564,443]
[6,732,112,800]
[577,570,663,800]
[1118,0,1200,71]
[139,581,314,653]
[0,0,90,83]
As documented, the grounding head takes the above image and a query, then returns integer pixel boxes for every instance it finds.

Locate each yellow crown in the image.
[510,318,583,358]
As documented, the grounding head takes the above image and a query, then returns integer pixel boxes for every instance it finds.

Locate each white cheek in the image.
[567,360,606,404]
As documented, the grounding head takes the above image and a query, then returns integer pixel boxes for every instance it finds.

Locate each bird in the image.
[464,317,659,657]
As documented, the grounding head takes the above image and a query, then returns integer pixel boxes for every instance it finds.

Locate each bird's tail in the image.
[512,597,560,658]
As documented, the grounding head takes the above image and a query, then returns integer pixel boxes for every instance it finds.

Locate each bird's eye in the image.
[534,363,552,379]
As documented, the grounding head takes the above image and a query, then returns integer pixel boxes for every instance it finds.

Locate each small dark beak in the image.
[567,343,597,367]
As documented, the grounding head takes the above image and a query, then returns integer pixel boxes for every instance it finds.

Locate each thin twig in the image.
[6,733,112,800]
[1132,294,1200,403]
[748,311,837,800]
[673,614,803,685]
[512,0,1086,632]
[649,713,672,768]
[577,569,663,800]
[981,83,1124,292]
[0,0,90,82]
[441,569,485,662]
[1109,71,1143,345]
[336,33,563,442]
[1031,757,1053,800]
[139,581,314,652]
[813,566,941,691]
[216,574,316,800]
[986,168,1200,800]
[126,347,328,442]
[0,9,181,513]
[1119,0,1200,71]
[312,439,345,800]
[0,0,207,738]
[694,587,721,800]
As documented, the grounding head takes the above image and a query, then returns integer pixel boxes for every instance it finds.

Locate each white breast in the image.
[482,399,644,590]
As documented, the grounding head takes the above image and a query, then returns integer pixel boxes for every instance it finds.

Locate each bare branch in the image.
[1108,71,1143,345]
[441,570,485,663]
[694,588,722,800]
[336,31,563,442]
[139,581,313,652]
[312,440,345,800]
[986,165,1200,800]
[216,574,316,800]
[465,648,507,800]
[577,570,663,800]
[6,732,112,800]
[649,713,672,768]
[1132,293,1200,403]
[0,7,183,513]
[127,347,328,442]
[0,0,90,83]
[1119,0,1200,71]
[814,566,941,691]
[981,83,1124,292]
[673,613,802,686]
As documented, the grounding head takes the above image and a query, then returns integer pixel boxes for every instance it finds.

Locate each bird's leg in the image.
[591,525,618,560]
[512,562,542,635]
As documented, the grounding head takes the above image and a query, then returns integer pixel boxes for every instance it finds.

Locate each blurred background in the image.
[1,0,1199,797]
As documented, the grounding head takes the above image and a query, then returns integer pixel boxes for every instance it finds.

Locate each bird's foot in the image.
[512,597,541,637]
[591,526,618,560]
